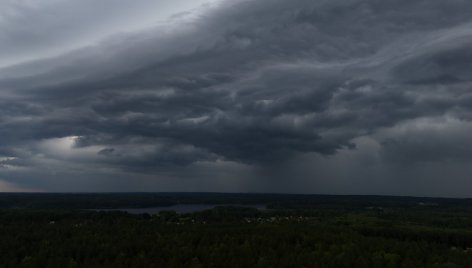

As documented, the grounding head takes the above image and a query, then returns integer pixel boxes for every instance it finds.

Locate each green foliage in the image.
[1,194,472,267]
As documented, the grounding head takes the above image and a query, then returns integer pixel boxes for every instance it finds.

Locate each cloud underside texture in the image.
[1,0,472,195]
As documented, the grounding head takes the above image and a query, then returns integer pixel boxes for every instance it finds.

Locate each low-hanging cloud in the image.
[1,0,472,196]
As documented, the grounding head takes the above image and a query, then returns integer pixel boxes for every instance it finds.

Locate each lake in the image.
[94,204,265,214]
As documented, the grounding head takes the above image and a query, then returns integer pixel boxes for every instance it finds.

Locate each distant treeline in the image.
[1,192,472,210]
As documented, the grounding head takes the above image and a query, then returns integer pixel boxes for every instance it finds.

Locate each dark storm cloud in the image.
[2,0,472,194]
[0,0,213,66]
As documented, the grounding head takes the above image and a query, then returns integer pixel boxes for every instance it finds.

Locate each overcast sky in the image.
[1,0,472,197]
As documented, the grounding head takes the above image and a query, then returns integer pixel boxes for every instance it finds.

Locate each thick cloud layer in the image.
[0,0,213,66]
[1,0,472,196]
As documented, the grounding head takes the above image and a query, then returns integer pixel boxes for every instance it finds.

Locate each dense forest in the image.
[1,193,472,267]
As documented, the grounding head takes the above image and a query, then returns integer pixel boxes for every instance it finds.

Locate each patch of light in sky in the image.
[0,0,221,68]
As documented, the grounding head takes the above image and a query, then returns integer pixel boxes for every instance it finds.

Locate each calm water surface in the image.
[95,204,265,214]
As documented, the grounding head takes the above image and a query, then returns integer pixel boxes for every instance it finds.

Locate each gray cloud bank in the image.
[1,0,472,196]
